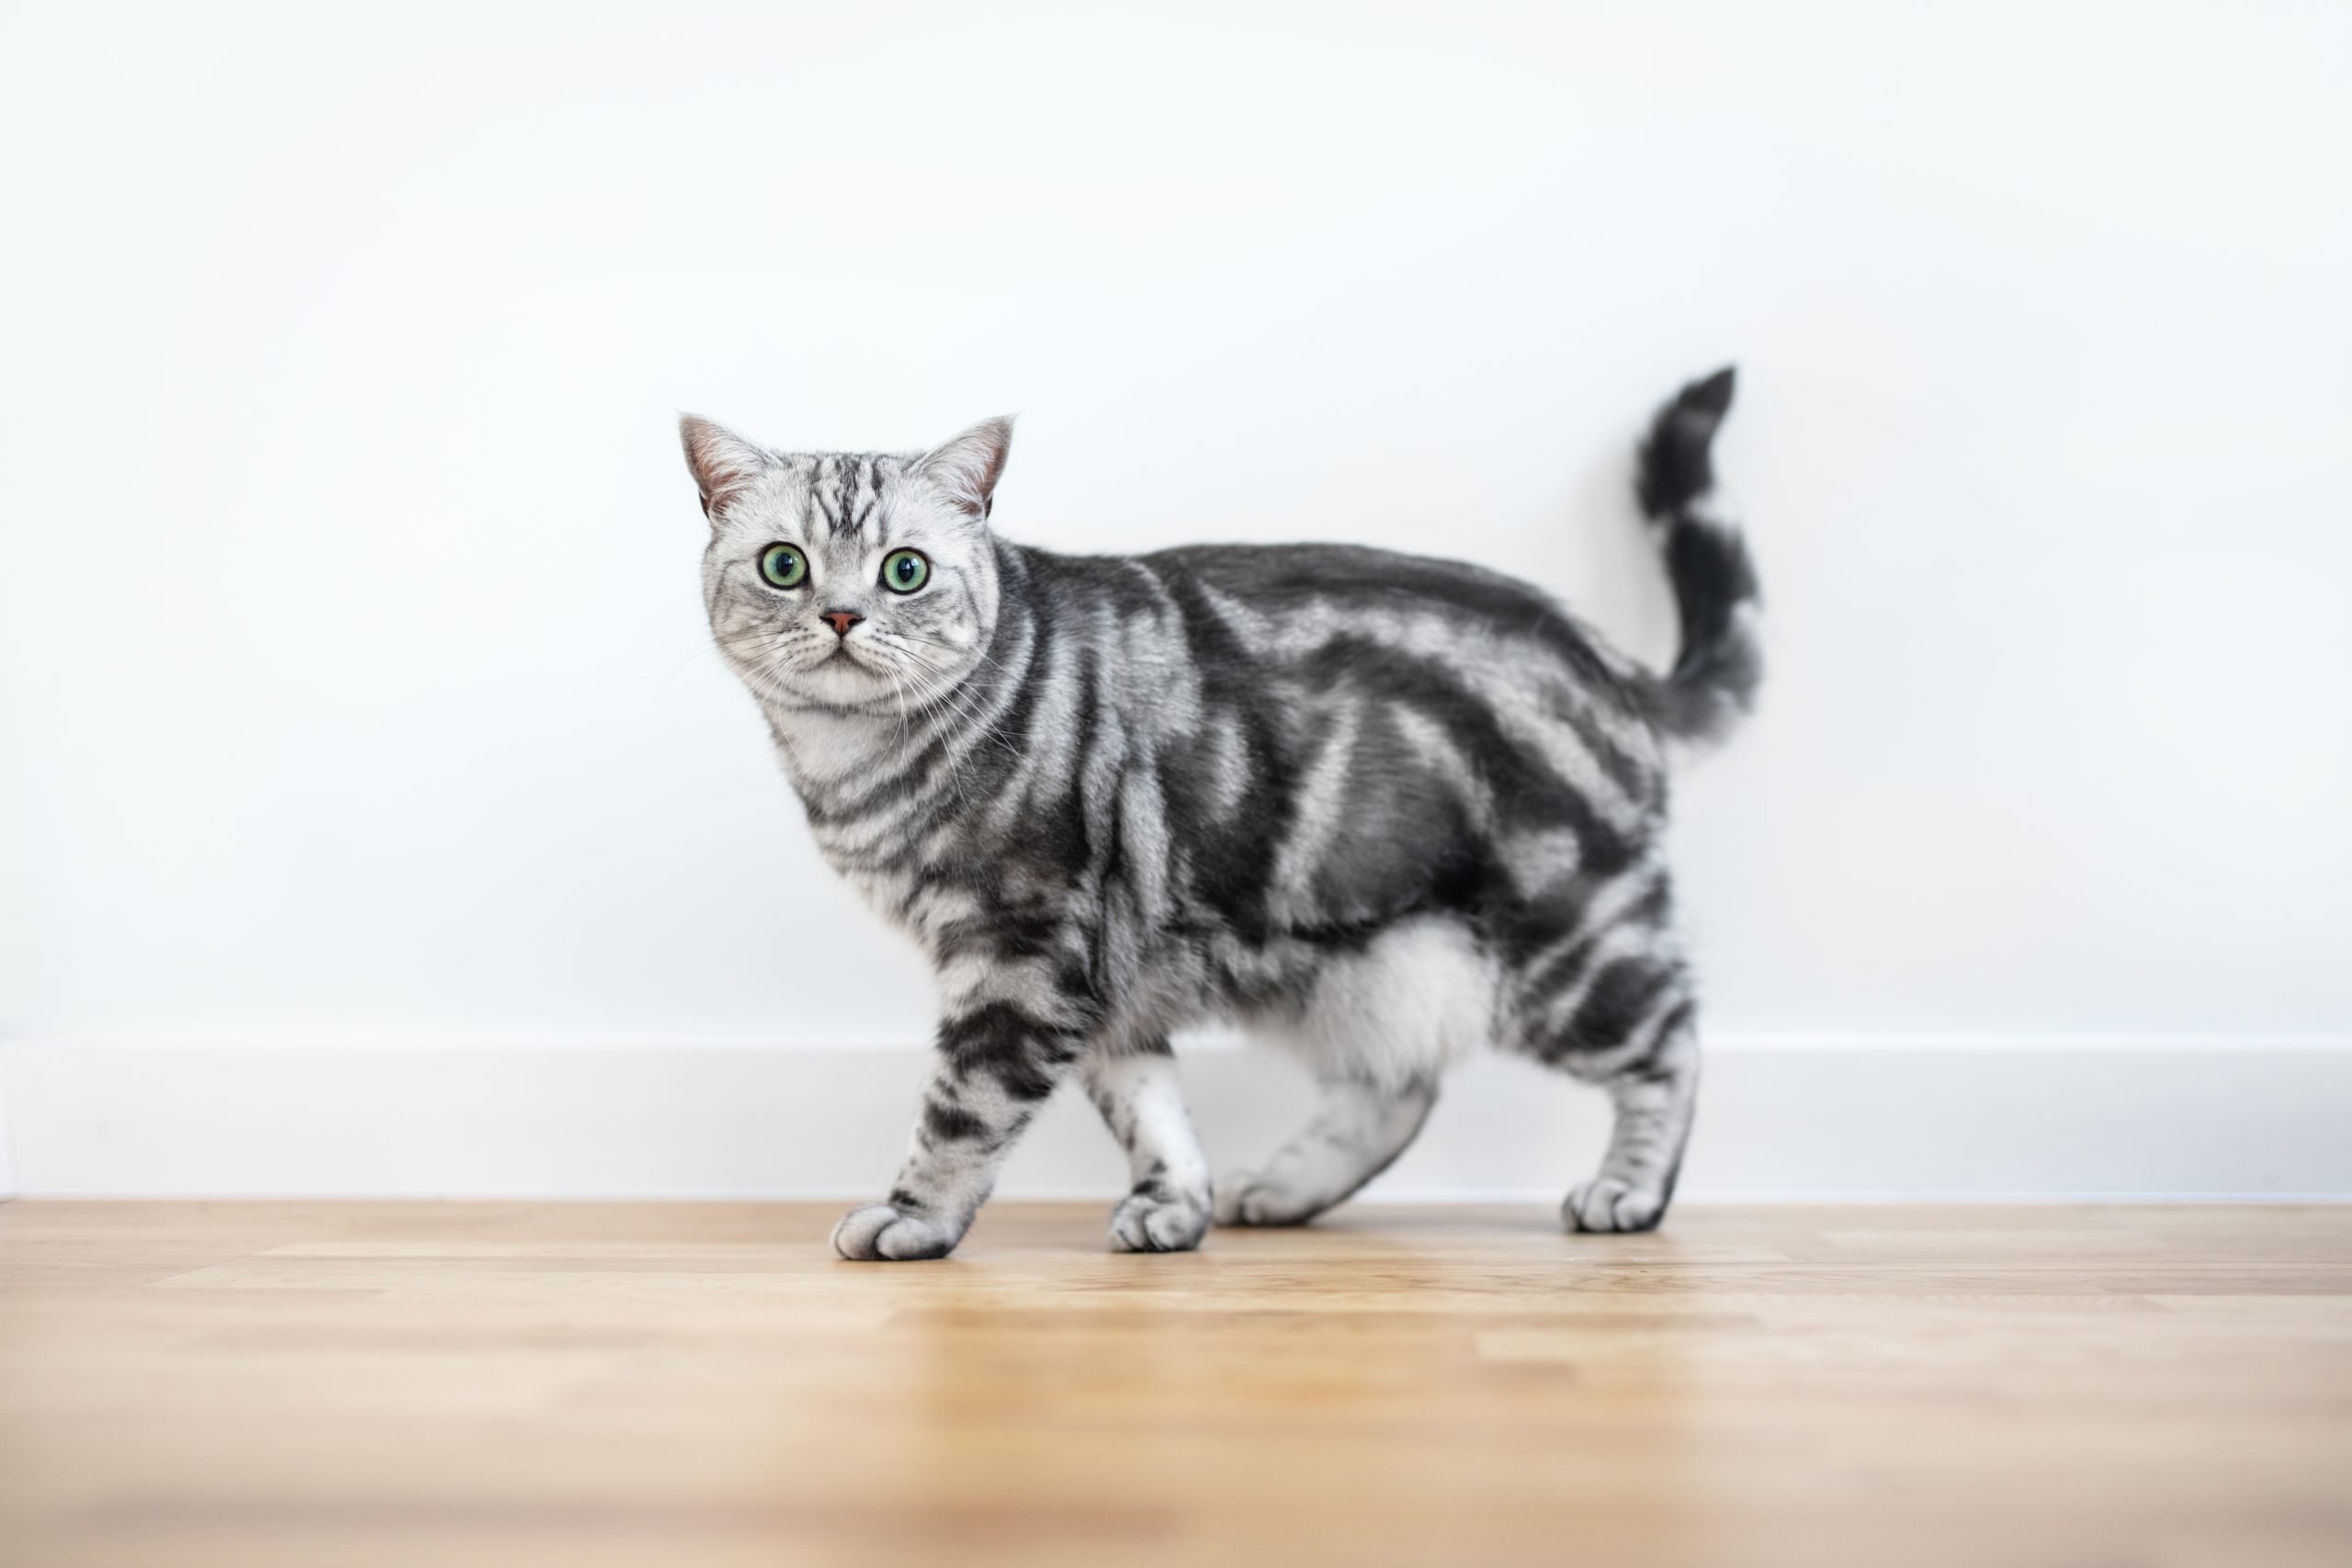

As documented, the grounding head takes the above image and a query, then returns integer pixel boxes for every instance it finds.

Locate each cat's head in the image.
[682,416,1011,711]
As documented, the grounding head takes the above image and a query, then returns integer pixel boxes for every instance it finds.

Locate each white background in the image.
[3,3,2347,1165]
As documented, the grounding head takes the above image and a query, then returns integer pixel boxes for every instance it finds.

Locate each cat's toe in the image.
[1109,1189,1211,1253]
[1563,1178,1668,1234]
[831,1201,960,1261]
[1212,1170,1261,1226]
[1213,1170,1310,1227]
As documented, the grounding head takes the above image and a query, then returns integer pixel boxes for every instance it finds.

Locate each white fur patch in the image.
[1256,917,1498,1089]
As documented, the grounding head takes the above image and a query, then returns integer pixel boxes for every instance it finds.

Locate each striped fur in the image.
[682,370,1760,1258]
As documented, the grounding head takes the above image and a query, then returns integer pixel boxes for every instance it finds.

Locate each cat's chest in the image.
[786,773,959,941]
[763,705,1044,956]
[822,853,978,961]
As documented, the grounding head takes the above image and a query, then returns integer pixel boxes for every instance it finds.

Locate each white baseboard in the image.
[0,1039,2345,1201]
[0,1070,14,1200]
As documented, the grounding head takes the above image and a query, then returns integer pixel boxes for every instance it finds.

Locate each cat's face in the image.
[684,417,1010,711]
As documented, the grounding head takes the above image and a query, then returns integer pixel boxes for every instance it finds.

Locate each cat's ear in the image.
[679,415,770,521]
[917,416,1014,523]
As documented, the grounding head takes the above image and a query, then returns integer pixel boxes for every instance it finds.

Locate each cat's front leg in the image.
[832,978,1097,1262]
[1083,1043,1213,1253]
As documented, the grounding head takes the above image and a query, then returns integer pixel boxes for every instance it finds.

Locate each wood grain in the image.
[2,1201,2347,1567]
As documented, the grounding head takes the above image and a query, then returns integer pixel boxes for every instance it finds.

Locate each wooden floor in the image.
[1,1202,2347,1568]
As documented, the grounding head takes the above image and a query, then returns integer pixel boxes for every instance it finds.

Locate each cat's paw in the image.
[1213,1169,1317,1227]
[1563,1177,1668,1234]
[1108,1188,1211,1253]
[831,1201,962,1261]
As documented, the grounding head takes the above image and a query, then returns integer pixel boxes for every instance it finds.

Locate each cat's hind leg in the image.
[1216,917,1488,1227]
[1563,1014,1698,1233]
[1510,872,1701,1234]
[1214,1073,1438,1226]
[1083,1043,1214,1253]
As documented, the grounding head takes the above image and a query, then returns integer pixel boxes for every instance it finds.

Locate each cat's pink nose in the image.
[820,609,863,637]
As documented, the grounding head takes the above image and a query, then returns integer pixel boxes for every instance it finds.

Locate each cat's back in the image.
[1130,541,1647,710]
[1011,539,1667,814]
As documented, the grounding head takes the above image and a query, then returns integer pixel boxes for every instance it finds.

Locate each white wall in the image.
[3,4,2347,1180]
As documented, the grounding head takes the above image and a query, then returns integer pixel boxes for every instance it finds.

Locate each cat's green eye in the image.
[759,543,808,590]
[880,548,930,594]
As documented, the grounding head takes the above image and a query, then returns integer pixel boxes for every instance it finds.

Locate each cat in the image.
[682,369,1758,1259]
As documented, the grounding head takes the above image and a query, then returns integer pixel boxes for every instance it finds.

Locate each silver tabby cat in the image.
[682,370,1759,1259]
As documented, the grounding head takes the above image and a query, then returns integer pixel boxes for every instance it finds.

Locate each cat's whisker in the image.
[895,660,1021,773]
[870,632,1006,750]
[877,649,999,807]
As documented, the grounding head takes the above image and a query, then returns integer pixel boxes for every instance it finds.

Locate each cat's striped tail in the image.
[1632,366,1762,744]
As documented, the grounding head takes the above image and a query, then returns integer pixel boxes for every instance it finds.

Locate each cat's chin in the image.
[765,653,899,711]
